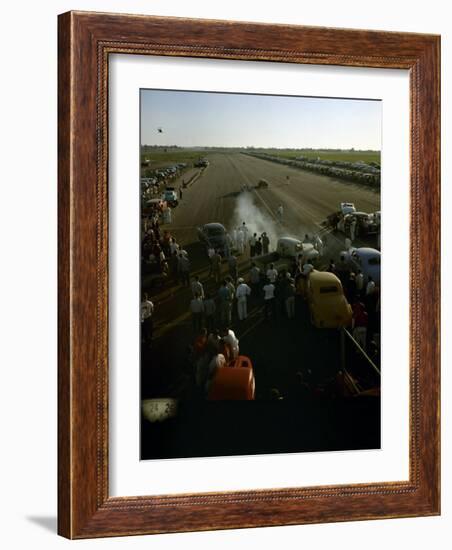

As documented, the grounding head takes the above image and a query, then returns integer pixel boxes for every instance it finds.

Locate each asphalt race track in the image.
[141,152,381,460]
[169,152,380,248]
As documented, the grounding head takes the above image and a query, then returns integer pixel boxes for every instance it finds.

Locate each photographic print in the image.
[140,89,382,460]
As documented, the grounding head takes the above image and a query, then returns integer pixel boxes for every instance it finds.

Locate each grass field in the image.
[141,147,381,167]
[141,147,212,167]
[254,149,380,163]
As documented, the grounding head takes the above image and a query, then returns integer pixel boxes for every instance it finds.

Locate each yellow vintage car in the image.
[301,270,352,329]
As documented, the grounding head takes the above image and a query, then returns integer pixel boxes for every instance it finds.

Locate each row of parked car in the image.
[246,152,381,187]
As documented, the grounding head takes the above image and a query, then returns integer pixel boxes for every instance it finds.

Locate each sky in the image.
[141,89,381,150]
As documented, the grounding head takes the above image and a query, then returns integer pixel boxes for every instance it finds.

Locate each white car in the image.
[276,237,319,262]
[340,202,356,215]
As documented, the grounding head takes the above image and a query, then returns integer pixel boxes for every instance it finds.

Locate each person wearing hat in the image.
[235,277,251,321]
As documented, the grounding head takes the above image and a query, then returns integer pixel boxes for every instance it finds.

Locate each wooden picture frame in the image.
[58,11,440,538]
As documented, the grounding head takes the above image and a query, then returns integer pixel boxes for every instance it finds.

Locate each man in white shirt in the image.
[266,263,278,284]
[221,327,240,360]
[263,279,276,320]
[235,278,251,320]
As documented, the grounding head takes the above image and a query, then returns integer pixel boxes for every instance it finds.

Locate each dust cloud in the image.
[230,192,281,252]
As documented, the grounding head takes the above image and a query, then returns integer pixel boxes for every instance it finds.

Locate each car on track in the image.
[343,247,381,285]
[257,178,269,189]
[302,270,352,329]
[276,237,319,262]
[197,222,229,255]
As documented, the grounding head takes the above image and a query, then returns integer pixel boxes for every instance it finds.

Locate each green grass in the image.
[140,147,211,168]
[140,146,381,168]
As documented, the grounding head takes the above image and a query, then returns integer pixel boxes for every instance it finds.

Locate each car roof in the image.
[279,237,301,245]
[309,270,342,288]
[352,247,381,257]
[203,223,226,230]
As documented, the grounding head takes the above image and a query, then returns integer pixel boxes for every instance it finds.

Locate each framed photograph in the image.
[58,11,440,538]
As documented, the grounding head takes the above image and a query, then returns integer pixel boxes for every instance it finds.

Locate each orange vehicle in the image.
[207,356,255,400]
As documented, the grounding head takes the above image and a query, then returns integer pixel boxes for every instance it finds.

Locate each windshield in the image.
[368,257,380,265]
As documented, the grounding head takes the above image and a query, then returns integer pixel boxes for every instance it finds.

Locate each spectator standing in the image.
[241,222,249,243]
[314,234,324,256]
[141,294,154,345]
[262,232,270,254]
[352,301,368,350]
[346,272,357,301]
[228,254,238,281]
[218,280,233,326]
[355,269,364,297]
[191,275,205,299]
[250,262,261,289]
[211,250,222,283]
[226,277,236,322]
[178,253,190,286]
[203,293,216,331]
[190,293,204,333]
[277,204,284,222]
[327,259,336,274]
[235,278,251,320]
[221,327,240,361]
[350,218,357,242]
[236,229,245,255]
[207,245,215,276]
[285,279,296,319]
[263,279,276,320]
[366,276,376,297]
[335,254,349,283]
[266,263,278,284]
[249,233,257,258]
[255,237,262,256]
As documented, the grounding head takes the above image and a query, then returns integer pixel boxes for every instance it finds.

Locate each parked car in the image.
[161,187,178,206]
[197,223,229,255]
[302,270,352,329]
[340,202,356,215]
[344,247,381,285]
[337,211,379,237]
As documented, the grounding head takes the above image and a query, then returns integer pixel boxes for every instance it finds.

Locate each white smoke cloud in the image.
[230,192,281,252]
